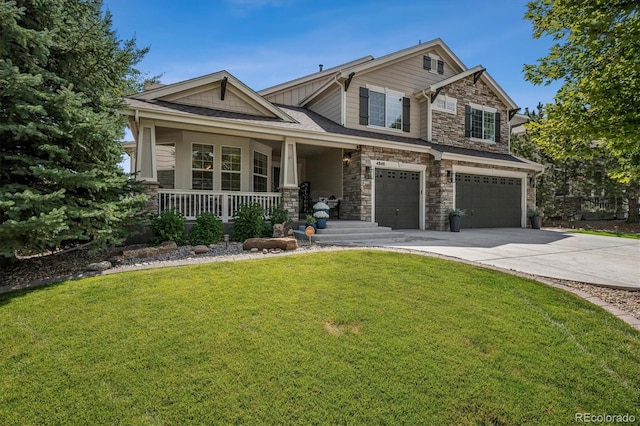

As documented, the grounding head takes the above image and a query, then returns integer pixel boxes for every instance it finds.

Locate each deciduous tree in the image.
[524,0,640,222]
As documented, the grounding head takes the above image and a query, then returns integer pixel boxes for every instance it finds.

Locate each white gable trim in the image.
[338,38,467,79]
[414,65,518,110]
[129,71,296,123]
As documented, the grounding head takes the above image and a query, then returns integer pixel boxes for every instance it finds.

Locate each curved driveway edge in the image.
[382,228,640,290]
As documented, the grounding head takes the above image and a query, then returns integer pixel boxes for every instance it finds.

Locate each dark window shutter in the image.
[402,97,411,132]
[494,112,501,142]
[464,105,472,138]
[423,55,431,71]
[437,60,444,75]
[359,87,369,125]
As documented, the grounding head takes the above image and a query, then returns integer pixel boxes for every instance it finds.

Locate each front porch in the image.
[128,124,353,222]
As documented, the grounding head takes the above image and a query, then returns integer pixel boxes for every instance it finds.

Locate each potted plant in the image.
[447,208,465,232]
[313,201,330,217]
[305,214,317,231]
[528,208,543,229]
[313,210,329,229]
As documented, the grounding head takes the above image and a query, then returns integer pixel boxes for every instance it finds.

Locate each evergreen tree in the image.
[0,0,150,260]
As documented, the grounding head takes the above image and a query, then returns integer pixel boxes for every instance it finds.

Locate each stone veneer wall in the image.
[431,76,510,154]
[339,146,536,230]
[280,187,299,220]
[425,158,454,231]
[341,150,363,220]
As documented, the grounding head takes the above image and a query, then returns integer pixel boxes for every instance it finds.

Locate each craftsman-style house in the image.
[123,39,542,230]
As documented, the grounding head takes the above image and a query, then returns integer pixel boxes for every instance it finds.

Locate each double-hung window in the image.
[191,143,214,190]
[221,146,241,191]
[465,104,500,143]
[253,151,268,192]
[360,86,410,132]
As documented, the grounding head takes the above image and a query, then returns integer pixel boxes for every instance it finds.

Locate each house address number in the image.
[376,161,386,166]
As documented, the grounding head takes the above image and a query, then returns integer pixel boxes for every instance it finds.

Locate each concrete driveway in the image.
[379,228,640,289]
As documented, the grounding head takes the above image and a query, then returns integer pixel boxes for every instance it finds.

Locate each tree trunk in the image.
[627,183,639,223]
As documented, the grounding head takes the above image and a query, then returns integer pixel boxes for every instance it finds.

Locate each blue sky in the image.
[103,0,559,111]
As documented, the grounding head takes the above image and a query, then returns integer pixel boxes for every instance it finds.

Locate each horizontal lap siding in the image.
[345,53,455,139]
[264,78,333,106]
[174,88,264,116]
[308,87,342,124]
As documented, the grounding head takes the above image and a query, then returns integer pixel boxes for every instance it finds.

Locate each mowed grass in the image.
[1,251,638,425]
[569,229,640,239]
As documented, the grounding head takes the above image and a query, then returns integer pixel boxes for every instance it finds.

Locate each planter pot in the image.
[316,218,327,229]
[530,216,542,230]
[449,215,461,232]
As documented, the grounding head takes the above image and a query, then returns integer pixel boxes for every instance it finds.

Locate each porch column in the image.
[280,138,299,218]
[135,124,157,181]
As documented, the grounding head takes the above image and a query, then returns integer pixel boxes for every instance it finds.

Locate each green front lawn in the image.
[1,251,638,425]
[569,229,640,239]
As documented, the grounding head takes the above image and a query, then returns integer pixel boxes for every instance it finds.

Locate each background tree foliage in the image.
[0,0,152,259]
[523,0,639,222]
[512,106,627,220]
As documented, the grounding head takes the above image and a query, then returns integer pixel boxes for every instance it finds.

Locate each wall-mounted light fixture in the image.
[342,152,352,166]
[529,176,536,188]
[446,170,453,183]
[365,166,372,179]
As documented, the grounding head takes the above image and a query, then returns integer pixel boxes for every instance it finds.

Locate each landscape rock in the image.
[242,238,299,251]
[87,261,112,271]
[193,245,209,254]
[250,248,259,253]
[121,241,178,259]
[262,249,268,254]
[273,223,285,238]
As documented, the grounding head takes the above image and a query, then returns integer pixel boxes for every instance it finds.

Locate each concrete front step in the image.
[293,220,406,244]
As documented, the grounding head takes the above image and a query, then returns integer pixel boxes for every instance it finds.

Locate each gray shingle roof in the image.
[125,98,524,164]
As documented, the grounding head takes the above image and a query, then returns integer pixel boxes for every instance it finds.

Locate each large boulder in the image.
[242,238,298,251]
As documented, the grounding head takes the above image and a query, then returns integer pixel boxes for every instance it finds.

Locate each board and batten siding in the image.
[344,52,457,139]
[263,76,334,106]
[171,87,264,116]
[307,86,342,124]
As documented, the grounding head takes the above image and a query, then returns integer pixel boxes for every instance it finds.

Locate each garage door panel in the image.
[375,169,420,229]
[455,174,521,228]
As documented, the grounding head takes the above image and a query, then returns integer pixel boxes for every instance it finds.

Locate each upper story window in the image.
[433,95,457,114]
[359,86,410,132]
[423,54,444,75]
[221,146,241,191]
[192,143,214,190]
[465,103,501,143]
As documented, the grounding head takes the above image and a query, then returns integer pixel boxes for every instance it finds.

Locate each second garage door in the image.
[375,169,420,229]
[455,173,522,228]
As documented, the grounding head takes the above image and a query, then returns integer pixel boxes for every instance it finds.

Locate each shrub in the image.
[188,212,223,245]
[267,205,290,226]
[232,203,266,241]
[150,210,186,245]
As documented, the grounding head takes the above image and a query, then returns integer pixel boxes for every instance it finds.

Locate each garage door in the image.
[455,173,522,228]
[375,169,420,229]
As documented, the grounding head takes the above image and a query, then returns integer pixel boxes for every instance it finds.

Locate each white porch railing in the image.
[157,189,282,222]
